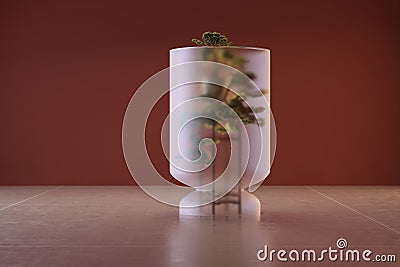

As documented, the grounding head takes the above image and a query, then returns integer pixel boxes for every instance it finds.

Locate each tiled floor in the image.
[0,186,399,266]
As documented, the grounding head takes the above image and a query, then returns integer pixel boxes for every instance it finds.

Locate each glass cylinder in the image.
[169,46,270,195]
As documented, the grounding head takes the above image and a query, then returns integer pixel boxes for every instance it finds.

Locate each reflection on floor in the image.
[0,186,399,267]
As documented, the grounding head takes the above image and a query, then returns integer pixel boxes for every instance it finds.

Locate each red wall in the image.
[0,0,399,185]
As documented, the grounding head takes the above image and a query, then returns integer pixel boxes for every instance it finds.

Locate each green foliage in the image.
[189,32,268,156]
[194,45,267,131]
[192,31,233,46]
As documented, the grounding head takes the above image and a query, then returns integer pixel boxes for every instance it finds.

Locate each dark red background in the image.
[1,0,399,185]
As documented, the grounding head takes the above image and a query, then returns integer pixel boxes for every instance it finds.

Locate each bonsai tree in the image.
[191,32,267,144]
[192,31,233,46]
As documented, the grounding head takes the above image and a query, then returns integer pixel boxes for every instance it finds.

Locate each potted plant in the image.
[169,32,271,216]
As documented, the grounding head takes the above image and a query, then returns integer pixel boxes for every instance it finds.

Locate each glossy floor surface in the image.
[0,186,399,266]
